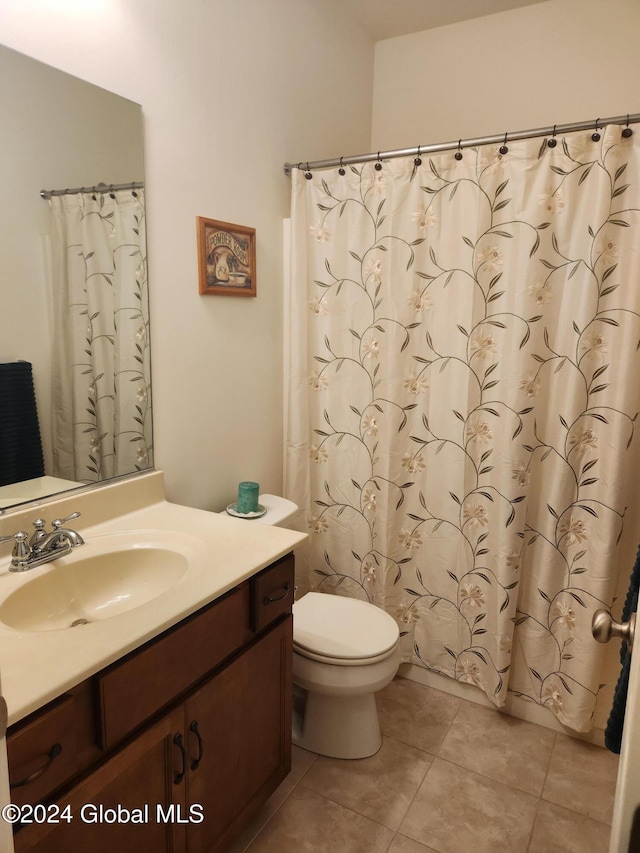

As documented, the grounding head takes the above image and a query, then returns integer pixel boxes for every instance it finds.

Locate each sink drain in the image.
[70,618,89,627]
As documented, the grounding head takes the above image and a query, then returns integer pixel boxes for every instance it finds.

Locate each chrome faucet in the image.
[0,512,85,572]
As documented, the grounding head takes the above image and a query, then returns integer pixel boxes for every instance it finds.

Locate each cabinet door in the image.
[185,614,292,853]
[13,708,186,853]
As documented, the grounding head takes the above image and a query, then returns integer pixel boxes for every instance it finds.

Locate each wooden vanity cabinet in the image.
[10,553,294,853]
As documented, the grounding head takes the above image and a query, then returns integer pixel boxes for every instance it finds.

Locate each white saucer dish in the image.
[226,503,267,519]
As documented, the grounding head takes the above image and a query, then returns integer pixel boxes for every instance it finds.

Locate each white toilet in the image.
[235,494,401,760]
[291,591,400,759]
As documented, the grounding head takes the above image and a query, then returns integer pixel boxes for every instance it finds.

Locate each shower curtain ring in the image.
[622,114,633,138]
[414,145,422,167]
[131,181,138,197]
[547,124,558,148]
[338,156,346,176]
[592,119,601,142]
[499,132,509,155]
[375,152,383,171]
[305,162,312,180]
[455,139,463,161]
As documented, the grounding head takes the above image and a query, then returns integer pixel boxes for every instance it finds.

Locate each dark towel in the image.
[0,361,45,487]
[605,543,640,753]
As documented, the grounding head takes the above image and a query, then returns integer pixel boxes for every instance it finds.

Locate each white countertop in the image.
[0,495,306,726]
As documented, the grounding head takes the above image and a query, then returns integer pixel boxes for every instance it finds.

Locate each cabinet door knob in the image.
[189,720,204,771]
[11,743,62,788]
[173,733,187,784]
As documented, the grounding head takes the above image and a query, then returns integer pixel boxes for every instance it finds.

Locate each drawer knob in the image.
[263,582,290,606]
[11,742,62,788]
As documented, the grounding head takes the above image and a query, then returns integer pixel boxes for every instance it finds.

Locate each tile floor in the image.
[229,676,619,853]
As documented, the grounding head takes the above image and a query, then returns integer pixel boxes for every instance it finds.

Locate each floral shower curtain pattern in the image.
[287,126,640,731]
[49,189,152,483]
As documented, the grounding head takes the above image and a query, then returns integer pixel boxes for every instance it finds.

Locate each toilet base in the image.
[292,689,382,759]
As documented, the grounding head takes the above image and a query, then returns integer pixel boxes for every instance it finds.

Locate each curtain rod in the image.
[283,112,640,176]
[40,181,144,200]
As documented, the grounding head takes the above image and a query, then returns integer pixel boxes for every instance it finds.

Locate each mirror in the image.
[0,44,153,512]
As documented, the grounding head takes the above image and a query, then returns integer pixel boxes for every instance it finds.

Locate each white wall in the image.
[372,0,640,150]
[0,0,374,512]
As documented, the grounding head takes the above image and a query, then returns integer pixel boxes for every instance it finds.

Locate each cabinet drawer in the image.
[97,584,249,750]
[8,695,78,807]
[250,554,294,634]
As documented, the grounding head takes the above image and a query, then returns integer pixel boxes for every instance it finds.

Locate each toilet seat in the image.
[293,593,399,666]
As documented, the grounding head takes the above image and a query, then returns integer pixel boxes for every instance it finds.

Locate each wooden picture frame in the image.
[197,217,256,296]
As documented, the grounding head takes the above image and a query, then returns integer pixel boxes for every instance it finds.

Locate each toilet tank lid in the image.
[253,494,298,525]
[293,592,399,660]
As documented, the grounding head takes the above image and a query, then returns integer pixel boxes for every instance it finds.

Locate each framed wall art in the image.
[197,217,256,296]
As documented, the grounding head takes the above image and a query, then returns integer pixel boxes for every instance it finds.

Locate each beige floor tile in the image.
[437,701,555,795]
[376,677,462,754]
[528,800,612,853]
[239,677,620,853]
[302,735,433,830]
[227,746,318,852]
[400,757,538,853]
[245,787,395,852]
[388,834,440,852]
[290,743,320,779]
[542,734,619,824]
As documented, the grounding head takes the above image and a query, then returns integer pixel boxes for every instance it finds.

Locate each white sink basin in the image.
[0,531,199,632]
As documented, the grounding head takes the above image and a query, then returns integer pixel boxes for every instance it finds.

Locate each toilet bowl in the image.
[292,592,400,759]
[221,494,400,759]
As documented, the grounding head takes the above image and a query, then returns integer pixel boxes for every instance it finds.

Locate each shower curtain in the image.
[49,189,152,483]
[286,125,640,732]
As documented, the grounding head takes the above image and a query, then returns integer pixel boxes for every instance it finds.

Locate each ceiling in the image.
[340,0,550,42]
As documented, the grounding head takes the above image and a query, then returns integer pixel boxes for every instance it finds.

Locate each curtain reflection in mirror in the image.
[49,189,153,483]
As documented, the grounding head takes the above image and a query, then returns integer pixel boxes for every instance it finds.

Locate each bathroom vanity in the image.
[0,472,306,853]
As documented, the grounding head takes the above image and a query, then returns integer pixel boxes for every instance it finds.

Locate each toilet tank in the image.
[254,494,298,527]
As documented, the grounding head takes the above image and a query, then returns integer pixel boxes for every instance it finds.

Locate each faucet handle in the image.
[0,531,30,560]
[0,530,27,544]
[29,518,48,547]
[52,512,81,530]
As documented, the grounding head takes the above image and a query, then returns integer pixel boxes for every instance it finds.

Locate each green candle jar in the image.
[237,481,259,514]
